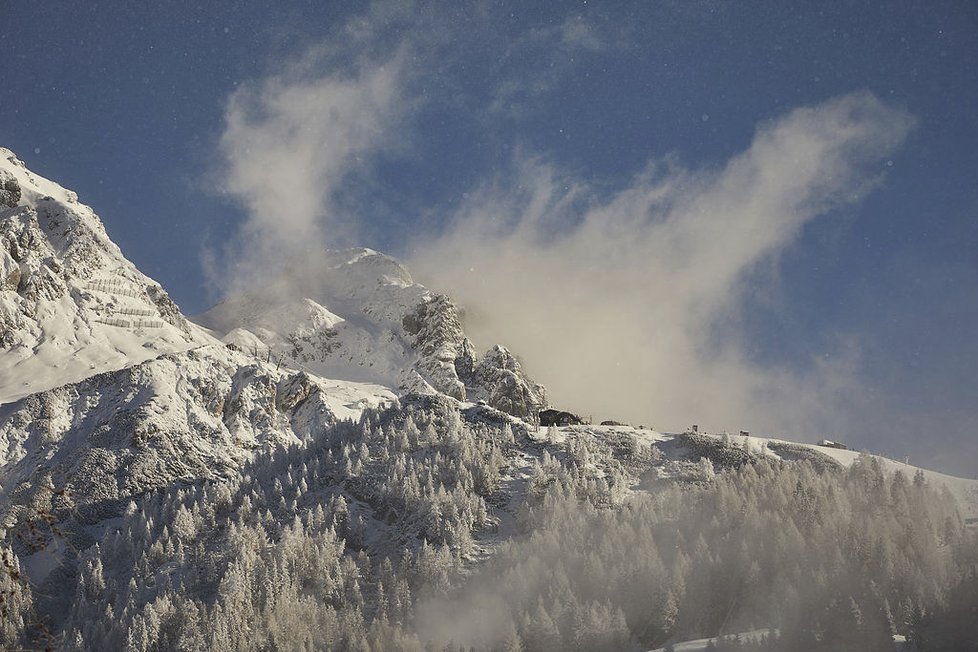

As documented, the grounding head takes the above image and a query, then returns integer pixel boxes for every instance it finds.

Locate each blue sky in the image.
[2,1,976,473]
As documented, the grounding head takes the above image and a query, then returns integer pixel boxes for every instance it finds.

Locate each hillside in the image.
[0,148,210,405]
[1,149,976,650]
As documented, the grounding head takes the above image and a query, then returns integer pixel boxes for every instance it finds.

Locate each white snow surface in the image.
[576,425,978,519]
[0,148,211,404]
[647,629,918,652]
[195,248,432,390]
[648,629,773,652]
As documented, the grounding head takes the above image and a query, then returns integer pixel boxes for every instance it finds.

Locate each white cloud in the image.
[409,92,914,439]
[209,47,409,294]
[205,2,932,461]
[207,4,609,294]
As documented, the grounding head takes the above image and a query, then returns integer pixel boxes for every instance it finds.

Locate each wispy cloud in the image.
[410,92,914,439]
[206,4,611,297]
[205,0,425,296]
[204,1,942,465]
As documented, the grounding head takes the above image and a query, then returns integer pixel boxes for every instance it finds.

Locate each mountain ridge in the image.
[1,148,975,650]
[0,147,208,405]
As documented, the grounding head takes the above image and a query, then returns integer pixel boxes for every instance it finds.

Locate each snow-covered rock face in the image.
[0,147,547,418]
[0,168,21,210]
[466,344,547,419]
[0,149,207,405]
[197,249,546,418]
[0,343,394,527]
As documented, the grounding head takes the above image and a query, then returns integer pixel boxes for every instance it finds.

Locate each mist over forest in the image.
[3,395,976,650]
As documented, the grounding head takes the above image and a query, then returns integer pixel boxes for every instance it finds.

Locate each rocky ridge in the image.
[197,249,546,419]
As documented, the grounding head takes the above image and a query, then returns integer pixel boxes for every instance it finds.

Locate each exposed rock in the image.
[465,345,546,418]
[0,248,19,290]
[276,371,318,412]
[404,294,471,400]
[0,169,20,208]
[146,283,193,333]
[539,409,585,427]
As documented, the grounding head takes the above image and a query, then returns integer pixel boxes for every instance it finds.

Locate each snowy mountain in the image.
[195,248,546,418]
[0,149,545,526]
[1,149,976,651]
[0,148,208,405]
[0,149,540,516]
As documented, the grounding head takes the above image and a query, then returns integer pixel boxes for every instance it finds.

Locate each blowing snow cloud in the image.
[208,10,924,453]
[209,48,408,295]
[410,92,914,439]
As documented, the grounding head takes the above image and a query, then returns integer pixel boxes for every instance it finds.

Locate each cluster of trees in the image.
[1,397,975,651]
[50,397,531,650]
[426,453,975,651]
[0,544,35,649]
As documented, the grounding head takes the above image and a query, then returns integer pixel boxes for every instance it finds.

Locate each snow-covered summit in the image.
[1,147,544,418]
[0,149,209,404]
[196,247,546,418]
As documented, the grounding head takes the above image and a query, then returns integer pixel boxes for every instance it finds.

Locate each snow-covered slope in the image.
[0,342,394,531]
[196,248,547,418]
[571,424,978,519]
[2,148,976,651]
[0,148,209,404]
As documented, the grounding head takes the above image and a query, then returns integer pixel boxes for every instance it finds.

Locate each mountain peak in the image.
[2,148,545,418]
[197,248,546,418]
[0,149,208,404]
